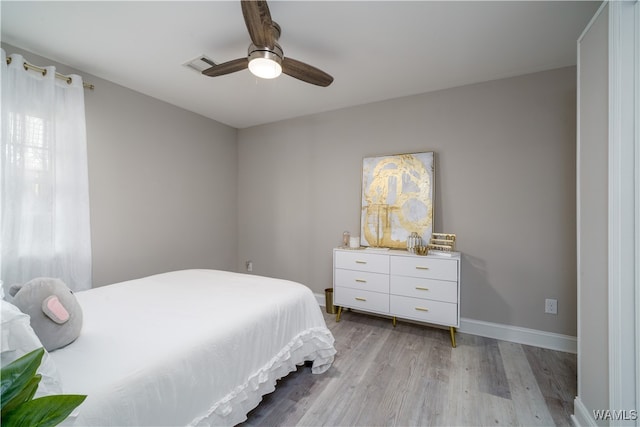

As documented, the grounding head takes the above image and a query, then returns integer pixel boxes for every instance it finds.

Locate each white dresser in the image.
[333,248,461,347]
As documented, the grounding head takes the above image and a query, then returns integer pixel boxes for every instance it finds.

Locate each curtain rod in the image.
[5,56,95,90]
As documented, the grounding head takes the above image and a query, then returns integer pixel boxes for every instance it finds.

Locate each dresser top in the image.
[334,247,460,260]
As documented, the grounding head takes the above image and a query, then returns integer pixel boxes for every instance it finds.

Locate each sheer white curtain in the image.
[1,49,92,292]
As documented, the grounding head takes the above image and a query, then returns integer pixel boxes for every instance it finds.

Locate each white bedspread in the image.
[50,269,336,426]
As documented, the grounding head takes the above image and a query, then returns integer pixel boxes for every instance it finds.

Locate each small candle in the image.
[342,231,350,247]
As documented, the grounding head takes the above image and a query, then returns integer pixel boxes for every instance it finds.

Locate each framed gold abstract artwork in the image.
[360,151,434,248]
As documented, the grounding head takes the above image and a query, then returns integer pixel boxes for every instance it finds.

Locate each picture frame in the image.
[360,151,435,248]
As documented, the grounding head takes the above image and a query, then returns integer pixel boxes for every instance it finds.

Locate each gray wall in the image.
[577,4,609,423]
[238,67,577,336]
[2,43,239,287]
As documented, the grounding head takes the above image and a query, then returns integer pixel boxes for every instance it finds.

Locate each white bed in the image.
[48,269,336,426]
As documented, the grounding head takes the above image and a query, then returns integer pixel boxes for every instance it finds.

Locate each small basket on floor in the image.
[324,288,337,314]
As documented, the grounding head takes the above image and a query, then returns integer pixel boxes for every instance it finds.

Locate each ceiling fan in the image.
[202,0,333,87]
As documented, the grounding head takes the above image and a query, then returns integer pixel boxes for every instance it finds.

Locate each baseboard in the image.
[459,317,577,353]
[315,292,325,307]
[572,397,597,427]
[316,293,577,353]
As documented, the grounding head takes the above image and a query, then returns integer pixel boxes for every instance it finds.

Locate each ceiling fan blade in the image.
[202,58,248,77]
[282,57,333,87]
[241,0,275,49]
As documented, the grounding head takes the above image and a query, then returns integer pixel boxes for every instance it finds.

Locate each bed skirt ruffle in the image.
[190,327,336,426]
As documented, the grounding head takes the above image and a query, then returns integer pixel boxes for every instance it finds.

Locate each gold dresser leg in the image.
[336,306,342,322]
[450,327,457,348]
[392,317,397,327]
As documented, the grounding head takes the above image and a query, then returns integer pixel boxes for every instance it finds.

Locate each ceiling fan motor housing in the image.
[248,43,283,65]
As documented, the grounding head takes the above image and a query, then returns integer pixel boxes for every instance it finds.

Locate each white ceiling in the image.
[1,1,598,129]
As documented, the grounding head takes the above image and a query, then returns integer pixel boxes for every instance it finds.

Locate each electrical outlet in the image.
[545,298,558,314]
[245,260,253,272]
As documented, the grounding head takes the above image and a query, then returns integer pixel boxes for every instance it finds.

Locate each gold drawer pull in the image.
[355,279,367,283]
[415,286,429,291]
[355,297,367,302]
[355,260,367,264]
[416,266,430,270]
[415,307,429,312]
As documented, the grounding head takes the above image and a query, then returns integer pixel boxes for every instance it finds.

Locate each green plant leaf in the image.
[1,348,87,426]
[0,348,44,411]
[2,394,87,427]
[1,374,42,417]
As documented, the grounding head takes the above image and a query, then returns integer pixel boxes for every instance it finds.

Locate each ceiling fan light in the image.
[248,57,282,79]
[248,45,283,79]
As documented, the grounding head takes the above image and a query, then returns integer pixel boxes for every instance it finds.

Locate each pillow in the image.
[10,278,83,351]
[1,299,63,397]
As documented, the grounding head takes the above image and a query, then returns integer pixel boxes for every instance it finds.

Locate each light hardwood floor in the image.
[241,310,576,426]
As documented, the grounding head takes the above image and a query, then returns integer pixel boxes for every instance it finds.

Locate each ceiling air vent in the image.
[183,55,216,73]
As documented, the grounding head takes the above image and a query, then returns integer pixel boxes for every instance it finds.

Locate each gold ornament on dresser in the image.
[428,233,456,256]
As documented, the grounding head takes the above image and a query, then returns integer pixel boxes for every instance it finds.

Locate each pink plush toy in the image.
[9,278,83,351]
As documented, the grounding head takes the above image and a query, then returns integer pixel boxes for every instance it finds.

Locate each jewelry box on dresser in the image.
[333,247,461,347]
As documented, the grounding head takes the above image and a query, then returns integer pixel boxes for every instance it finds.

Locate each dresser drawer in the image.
[334,287,389,314]
[390,295,457,326]
[390,256,458,281]
[335,250,389,274]
[390,276,457,303]
[335,269,389,293]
